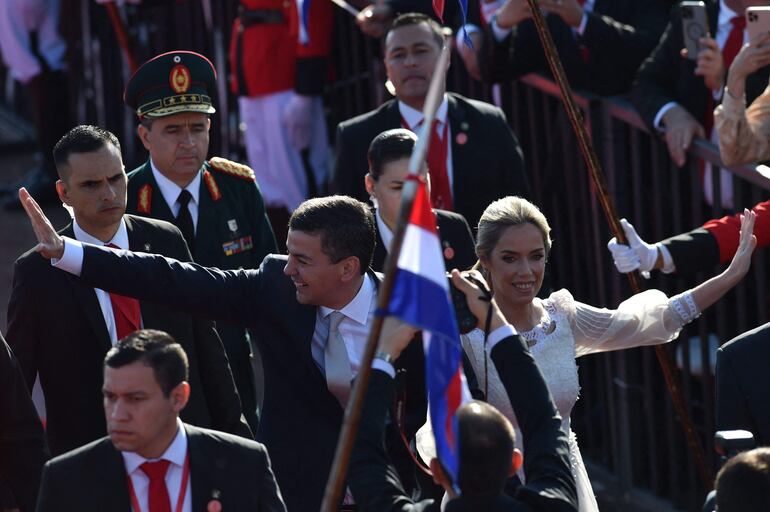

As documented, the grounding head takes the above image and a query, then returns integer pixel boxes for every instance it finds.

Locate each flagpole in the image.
[319,38,451,512]
[523,0,712,487]
[329,0,361,17]
[103,2,139,73]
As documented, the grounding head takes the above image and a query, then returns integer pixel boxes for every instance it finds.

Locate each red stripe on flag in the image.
[432,0,445,22]
[443,367,463,451]
[408,177,439,234]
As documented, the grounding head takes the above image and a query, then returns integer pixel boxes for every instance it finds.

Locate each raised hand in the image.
[725,208,757,279]
[18,187,64,260]
[692,36,725,91]
[726,32,770,99]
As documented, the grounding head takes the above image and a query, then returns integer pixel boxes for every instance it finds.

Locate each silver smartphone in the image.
[747,6,770,44]
[681,1,710,60]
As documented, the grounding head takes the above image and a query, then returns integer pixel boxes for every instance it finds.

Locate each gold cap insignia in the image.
[170,64,191,94]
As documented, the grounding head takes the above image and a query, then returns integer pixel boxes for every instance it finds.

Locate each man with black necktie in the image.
[122,51,277,431]
[36,329,285,512]
[6,125,251,457]
[331,12,530,229]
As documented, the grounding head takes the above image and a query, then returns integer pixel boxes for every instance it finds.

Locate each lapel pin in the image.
[442,241,455,261]
[228,219,238,232]
[455,132,468,145]
[206,500,222,512]
[144,243,151,251]
[460,121,469,131]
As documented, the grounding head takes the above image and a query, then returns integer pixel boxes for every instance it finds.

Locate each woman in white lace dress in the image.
[460,197,756,511]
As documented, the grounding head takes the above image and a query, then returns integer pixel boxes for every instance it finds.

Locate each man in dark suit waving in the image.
[6,126,250,457]
[36,329,285,511]
[18,191,427,512]
[331,12,530,228]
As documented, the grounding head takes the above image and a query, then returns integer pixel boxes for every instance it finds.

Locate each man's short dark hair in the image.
[104,329,189,396]
[716,447,770,512]
[289,196,375,274]
[367,128,417,180]
[53,125,121,179]
[386,12,445,49]
[456,401,515,495]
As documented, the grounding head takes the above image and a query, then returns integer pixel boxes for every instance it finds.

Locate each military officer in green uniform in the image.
[123,50,277,431]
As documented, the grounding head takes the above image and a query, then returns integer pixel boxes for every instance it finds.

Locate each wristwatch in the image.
[374,351,393,364]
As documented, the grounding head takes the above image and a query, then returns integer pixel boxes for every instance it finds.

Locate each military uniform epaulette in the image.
[209,157,256,182]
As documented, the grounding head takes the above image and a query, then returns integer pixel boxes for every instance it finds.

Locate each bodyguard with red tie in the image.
[5,125,252,457]
[331,12,530,228]
[36,330,286,511]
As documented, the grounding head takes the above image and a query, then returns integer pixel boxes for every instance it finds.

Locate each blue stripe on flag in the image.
[387,269,458,342]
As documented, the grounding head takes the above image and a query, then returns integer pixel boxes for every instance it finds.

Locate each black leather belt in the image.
[238,7,285,26]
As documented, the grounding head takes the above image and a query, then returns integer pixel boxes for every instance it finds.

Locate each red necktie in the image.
[426,119,453,210]
[140,459,171,512]
[105,243,141,340]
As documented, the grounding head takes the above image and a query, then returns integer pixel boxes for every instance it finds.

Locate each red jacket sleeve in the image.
[704,199,770,264]
[294,0,334,95]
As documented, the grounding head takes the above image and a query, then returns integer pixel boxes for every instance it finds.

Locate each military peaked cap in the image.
[124,50,217,118]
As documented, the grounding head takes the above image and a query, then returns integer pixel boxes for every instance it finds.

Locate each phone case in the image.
[681,1,710,60]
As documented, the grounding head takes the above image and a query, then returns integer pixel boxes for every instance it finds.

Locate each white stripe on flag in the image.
[396,223,448,290]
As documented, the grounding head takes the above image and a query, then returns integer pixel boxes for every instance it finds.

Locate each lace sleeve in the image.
[572,289,699,358]
[714,84,770,167]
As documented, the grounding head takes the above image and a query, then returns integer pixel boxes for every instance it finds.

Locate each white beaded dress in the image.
[461,288,699,512]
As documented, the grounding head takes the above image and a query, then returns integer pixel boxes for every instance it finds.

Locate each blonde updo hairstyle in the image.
[473,196,552,278]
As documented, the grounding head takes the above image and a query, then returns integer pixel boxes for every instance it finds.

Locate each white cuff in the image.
[486,324,518,351]
[52,237,84,276]
[654,102,680,132]
[372,358,396,378]
[491,18,513,43]
[576,12,588,35]
[712,86,724,102]
[657,243,676,274]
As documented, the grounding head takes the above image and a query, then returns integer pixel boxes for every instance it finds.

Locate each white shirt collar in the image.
[319,274,375,326]
[718,0,739,27]
[398,95,449,131]
[375,208,394,254]
[150,159,201,210]
[73,217,129,249]
[122,418,188,475]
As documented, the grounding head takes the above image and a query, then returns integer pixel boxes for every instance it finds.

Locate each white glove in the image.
[607,218,660,276]
[282,93,314,150]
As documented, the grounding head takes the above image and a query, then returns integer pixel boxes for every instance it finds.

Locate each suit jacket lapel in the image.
[194,166,222,263]
[447,94,470,200]
[60,224,113,352]
[96,441,132,511]
[187,425,216,510]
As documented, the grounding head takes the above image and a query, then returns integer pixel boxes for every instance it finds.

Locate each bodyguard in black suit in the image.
[19,192,427,512]
[0,331,48,512]
[716,323,770,446]
[124,51,277,431]
[36,330,285,512]
[348,271,577,511]
[332,13,529,228]
[6,126,250,457]
[484,0,669,96]
[365,129,477,272]
[632,0,770,167]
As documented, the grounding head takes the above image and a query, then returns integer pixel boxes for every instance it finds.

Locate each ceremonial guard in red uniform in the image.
[230,0,334,245]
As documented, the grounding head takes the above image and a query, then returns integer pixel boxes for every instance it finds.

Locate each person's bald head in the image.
[456,401,517,495]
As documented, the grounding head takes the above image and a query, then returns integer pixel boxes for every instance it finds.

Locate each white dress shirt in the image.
[71,218,137,345]
[150,160,201,232]
[398,96,454,198]
[311,274,377,378]
[375,208,394,254]
[121,418,192,512]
